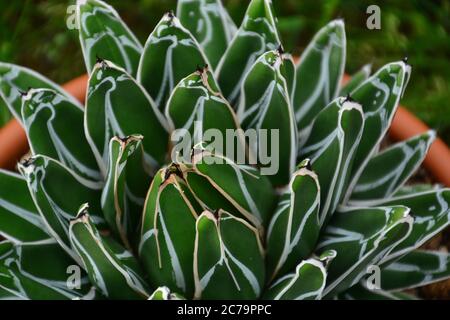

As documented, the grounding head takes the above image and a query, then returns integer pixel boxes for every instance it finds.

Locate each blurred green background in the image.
[1,0,449,142]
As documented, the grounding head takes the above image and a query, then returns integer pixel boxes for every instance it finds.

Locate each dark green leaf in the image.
[318,205,413,298]
[139,166,199,298]
[0,170,49,244]
[350,131,435,201]
[138,13,209,111]
[193,210,265,299]
[300,98,364,225]
[85,60,169,173]
[77,0,142,75]
[216,0,280,106]
[101,135,152,248]
[18,155,105,262]
[266,160,320,280]
[177,0,237,68]
[69,204,149,299]
[293,20,346,134]
[22,89,101,181]
[237,50,297,186]
[0,62,82,122]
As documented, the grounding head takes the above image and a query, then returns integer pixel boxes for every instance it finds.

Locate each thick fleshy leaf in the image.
[216,0,280,105]
[0,240,95,300]
[177,0,237,68]
[339,283,416,300]
[137,12,209,111]
[0,170,49,244]
[18,155,105,262]
[0,282,26,300]
[0,62,82,122]
[380,250,450,292]
[281,53,296,99]
[339,64,371,96]
[344,61,411,201]
[299,98,364,225]
[181,151,277,230]
[266,159,320,280]
[352,189,450,265]
[148,286,185,300]
[85,60,168,174]
[22,89,101,181]
[350,131,435,201]
[166,66,247,163]
[77,0,142,75]
[101,135,152,248]
[237,49,297,186]
[317,205,413,298]
[0,103,11,127]
[193,210,265,300]
[139,166,200,298]
[292,20,346,134]
[69,205,149,299]
[394,183,440,197]
[264,251,335,300]
[0,240,14,261]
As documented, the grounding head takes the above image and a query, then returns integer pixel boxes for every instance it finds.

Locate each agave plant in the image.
[0,0,449,300]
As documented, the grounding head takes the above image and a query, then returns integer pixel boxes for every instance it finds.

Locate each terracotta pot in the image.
[0,73,449,187]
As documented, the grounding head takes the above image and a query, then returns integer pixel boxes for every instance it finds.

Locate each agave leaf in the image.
[0,170,49,244]
[378,250,450,292]
[177,0,237,68]
[299,98,364,225]
[0,240,13,259]
[339,64,371,96]
[264,251,335,300]
[148,286,185,300]
[237,49,297,186]
[394,184,440,197]
[18,155,105,262]
[281,53,296,99]
[77,0,142,76]
[69,205,149,299]
[216,0,280,105]
[350,131,435,201]
[22,89,101,182]
[138,12,209,111]
[0,240,95,300]
[0,285,26,300]
[139,166,199,298]
[292,20,346,135]
[101,135,151,248]
[166,66,247,163]
[0,108,11,127]
[339,282,417,300]
[266,159,320,280]
[0,62,82,122]
[85,60,168,174]
[344,61,411,201]
[318,205,414,298]
[193,210,265,299]
[0,242,23,299]
[352,189,450,265]
[182,151,277,230]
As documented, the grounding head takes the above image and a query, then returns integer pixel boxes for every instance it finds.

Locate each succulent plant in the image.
[0,0,449,300]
